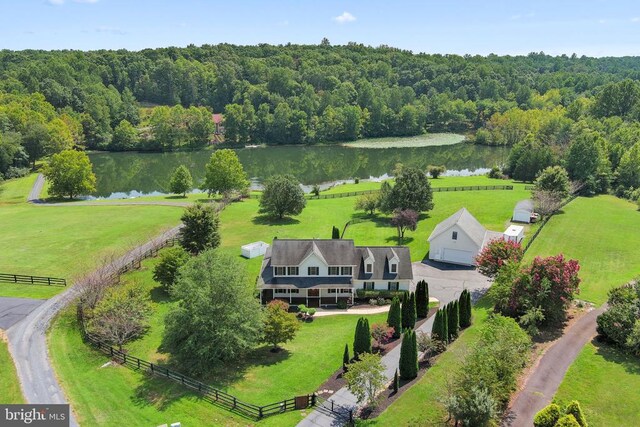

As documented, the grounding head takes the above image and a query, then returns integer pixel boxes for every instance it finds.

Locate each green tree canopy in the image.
[162,250,263,375]
[380,166,434,213]
[535,166,570,198]
[179,204,221,254]
[202,149,249,197]
[152,246,190,292]
[169,164,193,197]
[44,149,96,199]
[262,300,300,350]
[259,174,307,219]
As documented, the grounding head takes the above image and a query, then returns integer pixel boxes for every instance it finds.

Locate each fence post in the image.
[233,396,236,409]
[137,358,140,369]
[311,393,316,406]
[259,407,263,418]
[110,347,113,357]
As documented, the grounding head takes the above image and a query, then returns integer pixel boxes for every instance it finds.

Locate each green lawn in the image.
[0,339,24,404]
[220,183,532,280]
[555,340,640,426]
[524,196,640,305]
[360,298,494,426]
[50,254,387,426]
[0,175,184,299]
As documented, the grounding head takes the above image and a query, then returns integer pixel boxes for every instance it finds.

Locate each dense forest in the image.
[1,43,640,199]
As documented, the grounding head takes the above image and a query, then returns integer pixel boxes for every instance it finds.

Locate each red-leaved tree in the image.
[475,238,524,277]
[507,254,581,324]
[370,322,394,349]
[391,209,418,243]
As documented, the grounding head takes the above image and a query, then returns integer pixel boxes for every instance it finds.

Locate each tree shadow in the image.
[252,215,300,226]
[149,285,171,304]
[384,235,415,245]
[593,337,640,376]
[164,195,187,200]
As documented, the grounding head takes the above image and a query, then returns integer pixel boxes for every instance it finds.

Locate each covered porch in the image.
[260,285,355,308]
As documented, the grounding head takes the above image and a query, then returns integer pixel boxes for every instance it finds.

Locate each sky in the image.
[2,0,640,57]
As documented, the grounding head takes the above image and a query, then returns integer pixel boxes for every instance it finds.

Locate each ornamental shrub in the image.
[399,330,418,380]
[387,297,402,338]
[555,415,581,427]
[533,403,561,427]
[475,238,524,278]
[564,401,587,427]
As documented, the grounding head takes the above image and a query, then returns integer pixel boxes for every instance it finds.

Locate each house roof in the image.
[515,199,534,212]
[427,208,487,248]
[355,246,413,281]
[270,239,357,266]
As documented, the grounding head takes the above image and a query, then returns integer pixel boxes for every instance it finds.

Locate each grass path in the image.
[524,196,640,305]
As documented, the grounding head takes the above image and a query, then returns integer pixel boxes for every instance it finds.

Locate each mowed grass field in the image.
[0,338,24,404]
[0,175,183,299]
[49,254,387,427]
[555,340,640,426]
[524,195,640,305]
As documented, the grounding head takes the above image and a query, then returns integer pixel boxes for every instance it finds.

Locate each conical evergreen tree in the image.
[402,292,417,330]
[416,281,430,318]
[399,330,418,380]
[448,301,459,340]
[459,290,472,328]
[431,310,442,340]
[387,297,402,338]
[343,343,350,371]
[361,317,371,354]
[393,368,399,393]
[441,308,449,344]
[332,226,340,239]
[354,317,372,358]
[466,290,472,326]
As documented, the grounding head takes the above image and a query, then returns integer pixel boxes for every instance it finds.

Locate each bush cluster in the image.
[596,280,640,354]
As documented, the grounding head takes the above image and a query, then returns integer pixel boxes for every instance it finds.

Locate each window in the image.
[328,266,340,275]
[328,288,337,294]
[290,289,299,294]
[452,231,458,240]
[274,267,286,276]
[287,266,299,276]
[366,263,372,273]
[275,288,289,295]
[308,266,319,276]
[364,282,375,290]
[341,266,353,276]
[340,288,352,294]
[390,263,397,273]
[388,282,399,291]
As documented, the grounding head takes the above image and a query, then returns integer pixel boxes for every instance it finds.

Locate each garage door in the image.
[443,248,474,265]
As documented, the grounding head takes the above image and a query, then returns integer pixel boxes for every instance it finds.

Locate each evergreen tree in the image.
[459,290,472,328]
[442,308,449,344]
[431,310,442,340]
[399,330,418,380]
[180,204,221,255]
[168,164,193,197]
[353,317,372,358]
[401,292,417,330]
[448,301,459,340]
[393,368,399,393]
[416,280,429,318]
[332,226,340,239]
[387,297,402,338]
[343,343,350,372]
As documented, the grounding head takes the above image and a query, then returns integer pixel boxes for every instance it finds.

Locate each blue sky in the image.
[2,0,640,56]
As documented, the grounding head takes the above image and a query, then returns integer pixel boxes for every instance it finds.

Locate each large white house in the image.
[258,239,413,307]
[427,208,502,266]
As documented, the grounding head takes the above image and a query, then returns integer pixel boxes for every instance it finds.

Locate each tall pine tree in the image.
[416,280,429,318]
[441,308,449,344]
[387,297,402,338]
[353,317,372,358]
[459,290,472,328]
[448,301,459,340]
[343,343,350,371]
[399,330,418,380]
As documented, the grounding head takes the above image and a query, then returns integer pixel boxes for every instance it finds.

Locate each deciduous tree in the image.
[262,300,300,351]
[152,246,190,292]
[180,204,221,254]
[391,209,418,243]
[202,149,248,197]
[344,353,386,408]
[379,166,433,213]
[169,164,193,197]
[44,149,96,199]
[259,174,306,219]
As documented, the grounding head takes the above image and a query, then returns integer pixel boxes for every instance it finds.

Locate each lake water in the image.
[88,137,509,198]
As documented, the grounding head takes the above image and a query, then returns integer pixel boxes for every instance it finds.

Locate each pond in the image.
[88,135,509,198]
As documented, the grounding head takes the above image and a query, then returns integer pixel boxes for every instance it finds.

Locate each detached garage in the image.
[428,208,502,266]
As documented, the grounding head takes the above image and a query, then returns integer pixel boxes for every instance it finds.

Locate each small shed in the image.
[513,200,534,223]
[241,241,269,259]
[503,225,525,243]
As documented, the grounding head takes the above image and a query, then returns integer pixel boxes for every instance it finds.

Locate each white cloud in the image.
[632,17,640,22]
[333,11,356,24]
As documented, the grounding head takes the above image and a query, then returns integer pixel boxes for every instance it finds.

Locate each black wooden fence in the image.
[113,237,181,277]
[80,322,313,419]
[0,273,66,286]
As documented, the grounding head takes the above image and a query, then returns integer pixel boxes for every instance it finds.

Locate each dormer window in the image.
[390,263,397,273]
[366,263,372,273]
[452,231,458,240]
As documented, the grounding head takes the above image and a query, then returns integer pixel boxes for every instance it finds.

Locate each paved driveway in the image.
[0,297,45,330]
[413,260,492,305]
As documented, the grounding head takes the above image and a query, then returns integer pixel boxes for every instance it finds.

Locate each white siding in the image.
[512,208,531,223]
[353,280,411,291]
[429,224,481,266]
[298,253,329,276]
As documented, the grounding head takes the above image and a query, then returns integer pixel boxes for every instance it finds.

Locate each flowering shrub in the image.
[507,254,581,324]
[475,239,524,278]
[370,322,394,347]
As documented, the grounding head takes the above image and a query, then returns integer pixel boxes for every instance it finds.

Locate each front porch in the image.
[260,286,355,308]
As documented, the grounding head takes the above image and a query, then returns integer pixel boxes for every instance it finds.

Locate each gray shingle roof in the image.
[269,239,357,266]
[515,199,534,212]
[355,246,413,280]
[427,208,487,248]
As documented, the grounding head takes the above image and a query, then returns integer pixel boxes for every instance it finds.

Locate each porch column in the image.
[306,289,309,306]
[335,288,338,303]
[289,290,292,304]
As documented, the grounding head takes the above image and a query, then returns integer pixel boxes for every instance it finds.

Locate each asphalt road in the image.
[0,297,45,330]
[6,225,183,427]
[504,305,607,427]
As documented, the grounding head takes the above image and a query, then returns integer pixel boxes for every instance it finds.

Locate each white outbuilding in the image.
[513,200,534,223]
[503,225,525,243]
[241,241,269,259]
[427,208,502,266]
